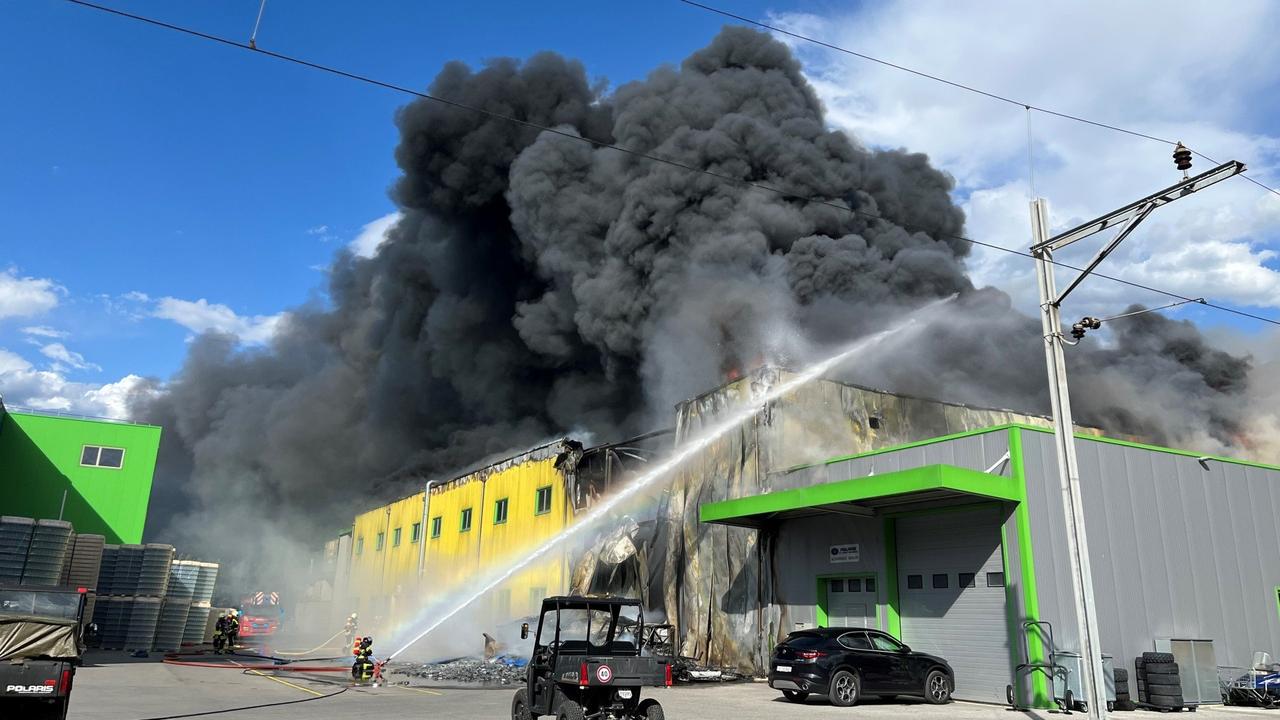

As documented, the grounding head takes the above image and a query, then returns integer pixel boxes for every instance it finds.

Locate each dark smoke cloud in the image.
[133,27,1257,590]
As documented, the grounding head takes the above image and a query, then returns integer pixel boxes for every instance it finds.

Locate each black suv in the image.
[769,628,953,707]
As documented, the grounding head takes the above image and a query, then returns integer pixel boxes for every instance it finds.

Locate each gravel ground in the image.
[393,657,528,685]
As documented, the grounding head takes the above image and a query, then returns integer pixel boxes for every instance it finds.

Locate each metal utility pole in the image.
[1029,156,1244,718]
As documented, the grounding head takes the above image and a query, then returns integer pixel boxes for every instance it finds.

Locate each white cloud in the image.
[153,297,287,345]
[0,348,148,420]
[771,1,1280,323]
[0,268,63,320]
[37,342,101,372]
[21,326,68,339]
[307,225,330,236]
[350,212,402,258]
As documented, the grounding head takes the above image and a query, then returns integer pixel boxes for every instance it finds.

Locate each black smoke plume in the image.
[133,28,1254,591]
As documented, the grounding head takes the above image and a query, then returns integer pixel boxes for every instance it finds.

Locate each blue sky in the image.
[0,0,800,403]
[2,0,1279,418]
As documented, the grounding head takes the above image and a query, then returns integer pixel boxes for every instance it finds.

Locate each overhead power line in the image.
[60,0,1280,328]
[677,0,1280,202]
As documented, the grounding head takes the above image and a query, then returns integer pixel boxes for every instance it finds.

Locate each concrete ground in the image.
[65,651,1280,720]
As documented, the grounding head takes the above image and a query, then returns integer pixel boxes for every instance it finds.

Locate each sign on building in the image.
[829,543,860,564]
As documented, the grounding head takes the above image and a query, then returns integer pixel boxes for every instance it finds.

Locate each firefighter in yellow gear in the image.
[351,636,375,682]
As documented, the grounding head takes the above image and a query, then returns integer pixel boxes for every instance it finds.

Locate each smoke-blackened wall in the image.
[134,27,1258,594]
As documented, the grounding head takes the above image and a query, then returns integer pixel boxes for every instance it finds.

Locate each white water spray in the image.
[388,296,954,659]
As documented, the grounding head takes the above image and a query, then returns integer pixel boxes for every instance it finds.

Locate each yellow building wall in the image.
[348,492,425,633]
[422,455,572,622]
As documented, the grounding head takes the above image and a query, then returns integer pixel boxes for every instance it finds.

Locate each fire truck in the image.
[237,591,283,640]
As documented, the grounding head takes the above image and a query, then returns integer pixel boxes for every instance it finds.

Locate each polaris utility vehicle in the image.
[769,627,954,706]
[0,584,87,720]
[513,596,671,720]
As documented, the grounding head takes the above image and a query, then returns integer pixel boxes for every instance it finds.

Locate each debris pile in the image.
[398,657,528,685]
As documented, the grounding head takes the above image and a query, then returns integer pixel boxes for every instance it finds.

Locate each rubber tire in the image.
[1146,662,1179,675]
[1149,692,1184,708]
[1143,652,1176,665]
[1007,685,1016,706]
[512,689,534,720]
[1114,668,1129,682]
[1149,681,1182,694]
[781,690,809,703]
[638,699,665,720]
[924,669,952,705]
[557,700,586,720]
[828,669,860,707]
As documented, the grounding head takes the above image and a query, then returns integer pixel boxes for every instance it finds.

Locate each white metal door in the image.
[897,507,1009,703]
[825,577,876,628]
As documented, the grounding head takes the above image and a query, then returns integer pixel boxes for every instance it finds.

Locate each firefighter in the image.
[351,636,375,682]
[212,612,228,654]
[344,612,358,646]
[225,609,241,652]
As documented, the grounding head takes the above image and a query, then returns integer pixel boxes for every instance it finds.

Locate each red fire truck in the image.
[237,591,282,639]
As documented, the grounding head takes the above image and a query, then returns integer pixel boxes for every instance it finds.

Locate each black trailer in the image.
[0,584,88,720]
[513,596,671,720]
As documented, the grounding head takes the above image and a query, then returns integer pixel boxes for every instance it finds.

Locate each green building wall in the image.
[0,409,161,544]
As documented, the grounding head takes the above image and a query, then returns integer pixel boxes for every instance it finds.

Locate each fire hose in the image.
[273,628,348,656]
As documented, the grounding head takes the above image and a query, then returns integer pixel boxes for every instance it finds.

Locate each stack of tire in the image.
[1113,668,1135,710]
[1135,652,1184,710]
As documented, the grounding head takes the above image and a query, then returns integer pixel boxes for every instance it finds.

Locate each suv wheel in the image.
[924,670,952,704]
[829,670,860,707]
[782,690,809,703]
[637,699,665,720]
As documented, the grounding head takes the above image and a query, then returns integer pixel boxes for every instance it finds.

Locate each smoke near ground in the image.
[132,27,1267,592]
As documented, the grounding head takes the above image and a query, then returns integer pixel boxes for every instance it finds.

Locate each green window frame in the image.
[355,537,364,555]
[430,516,442,539]
[375,532,385,551]
[392,527,402,547]
[411,522,422,543]
[460,508,473,532]
[534,486,553,515]
[494,498,509,525]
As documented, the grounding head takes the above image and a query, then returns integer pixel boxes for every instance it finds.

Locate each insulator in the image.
[1173,142,1193,172]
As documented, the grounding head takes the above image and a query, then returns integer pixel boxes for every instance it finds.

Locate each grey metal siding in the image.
[1022,429,1280,674]
[770,515,885,635]
[812,432,1012,488]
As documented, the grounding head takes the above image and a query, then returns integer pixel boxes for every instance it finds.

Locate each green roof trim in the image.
[699,463,1021,525]
[1013,423,1280,473]
[781,421,1280,475]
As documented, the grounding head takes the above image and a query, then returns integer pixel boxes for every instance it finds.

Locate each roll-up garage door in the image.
[897,506,1009,703]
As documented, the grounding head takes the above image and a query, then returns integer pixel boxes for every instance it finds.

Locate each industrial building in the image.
[328,367,1280,708]
[0,399,162,543]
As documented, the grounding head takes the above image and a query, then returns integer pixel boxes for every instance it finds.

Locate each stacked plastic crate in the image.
[181,561,219,646]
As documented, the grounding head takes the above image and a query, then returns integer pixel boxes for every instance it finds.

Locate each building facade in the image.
[0,402,162,543]
[701,423,1280,706]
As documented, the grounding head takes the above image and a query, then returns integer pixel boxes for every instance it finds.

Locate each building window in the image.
[959,573,976,588]
[848,578,862,592]
[355,537,364,555]
[530,587,546,607]
[868,416,882,430]
[932,574,949,589]
[535,486,553,515]
[411,522,422,543]
[375,532,385,551]
[907,574,923,590]
[494,498,509,525]
[986,572,1005,588]
[80,445,125,469]
[430,516,442,539]
[864,578,876,593]
[496,588,512,617]
[392,527,402,547]
[460,508,473,532]
[829,579,844,593]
